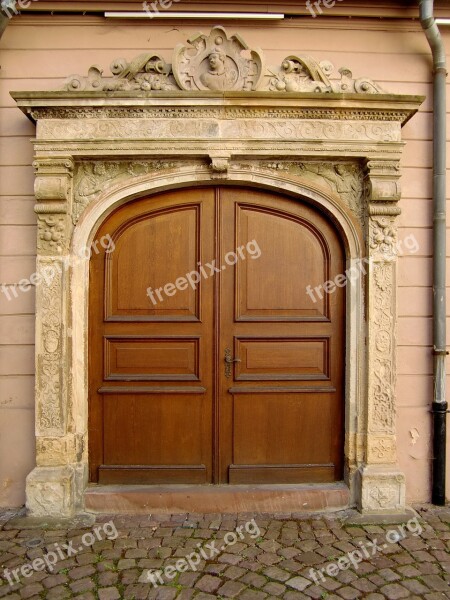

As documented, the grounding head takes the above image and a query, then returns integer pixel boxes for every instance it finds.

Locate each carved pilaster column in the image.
[359,159,406,514]
[26,157,79,517]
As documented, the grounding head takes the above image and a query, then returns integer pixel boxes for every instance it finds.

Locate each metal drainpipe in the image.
[419,0,448,506]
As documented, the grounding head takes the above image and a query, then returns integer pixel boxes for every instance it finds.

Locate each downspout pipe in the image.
[419,0,448,506]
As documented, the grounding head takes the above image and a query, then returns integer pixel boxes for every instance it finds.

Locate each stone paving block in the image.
[401,579,431,595]
[303,583,325,599]
[285,576,311,591]
[18,582,44,598]
[263,566,291,582]
[195,574,222,593]
[377,567,401,582]
[379,583,411,599]
[97,570,119,586]
[219,580,248,597]
[67,564,96,581]
[123,583,150,599]
[420,574,450,592]
[239,589,268,600]
[351,577,377,593]
[236,572,266,588]
[98,588,121,600]
[224,566,247,580]
[69,577,96,594]
[335,586,362,599]
[46,585,71,599]
[283,592,310,600]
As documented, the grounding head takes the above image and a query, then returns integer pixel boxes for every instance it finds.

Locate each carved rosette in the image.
[34,158,74,255]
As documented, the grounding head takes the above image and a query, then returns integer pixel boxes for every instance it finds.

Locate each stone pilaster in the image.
[359,159,406,514]
[26,158,78,517]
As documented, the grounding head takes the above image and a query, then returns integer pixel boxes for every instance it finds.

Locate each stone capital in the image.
[364,159,402,204]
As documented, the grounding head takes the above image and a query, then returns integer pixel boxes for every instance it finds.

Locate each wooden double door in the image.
[89,186,345,485]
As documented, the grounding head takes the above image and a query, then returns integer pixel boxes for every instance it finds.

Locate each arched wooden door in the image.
[89,187,345,484]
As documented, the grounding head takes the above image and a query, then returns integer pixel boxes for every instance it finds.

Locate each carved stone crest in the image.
[173,26,264,91]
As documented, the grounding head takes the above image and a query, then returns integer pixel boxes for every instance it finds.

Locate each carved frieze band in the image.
[71,159,366,225]
[37,118,401,144]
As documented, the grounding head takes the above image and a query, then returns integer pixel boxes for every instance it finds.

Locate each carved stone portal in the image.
[11,27,424,517]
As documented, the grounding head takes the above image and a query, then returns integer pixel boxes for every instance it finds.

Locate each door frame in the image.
[17,87,420,517]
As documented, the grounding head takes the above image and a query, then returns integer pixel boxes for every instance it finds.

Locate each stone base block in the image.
[358,465,406,514]
[26,466,75,517]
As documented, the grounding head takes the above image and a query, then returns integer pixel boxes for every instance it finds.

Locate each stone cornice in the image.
[12,92,424,126]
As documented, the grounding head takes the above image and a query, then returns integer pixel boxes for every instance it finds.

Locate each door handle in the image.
[224,348,241,378]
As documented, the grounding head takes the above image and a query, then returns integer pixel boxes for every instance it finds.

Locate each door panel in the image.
[89,188,215,484]
[89,186,345,485]
[218,188,345,483]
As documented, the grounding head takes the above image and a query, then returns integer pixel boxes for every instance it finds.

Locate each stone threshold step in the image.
[84,482,350,514]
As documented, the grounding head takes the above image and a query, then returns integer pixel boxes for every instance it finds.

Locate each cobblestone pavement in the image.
[0,506,449,599]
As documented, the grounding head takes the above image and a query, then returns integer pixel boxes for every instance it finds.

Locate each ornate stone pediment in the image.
[63,26,383,94]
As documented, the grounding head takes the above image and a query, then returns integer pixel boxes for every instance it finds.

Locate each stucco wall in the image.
[0,13,449,507]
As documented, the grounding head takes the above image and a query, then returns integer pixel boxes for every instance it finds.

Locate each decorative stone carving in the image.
[37,214,67,254]
[237,161,365,222]
[367,436,397,463]
[173,26,263,92]
[36,436,82,467]
[61,27,383,95]
[360,467,406,513]
[29,107,412,122]
[269,57,382,94]
[364,160,402,203]
[209,154,230,178]
[26,467,75,518]
[66,54,175,92]
[35,258,65,436]
[369,216,398,257]
[34,159,74,254]
[368,261,396,435]
[73,160,178,223]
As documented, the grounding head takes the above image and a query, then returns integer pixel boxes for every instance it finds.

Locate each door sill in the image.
[84,482,350,514]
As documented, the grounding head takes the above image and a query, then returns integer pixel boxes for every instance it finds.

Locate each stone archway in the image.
[12,27,423,517]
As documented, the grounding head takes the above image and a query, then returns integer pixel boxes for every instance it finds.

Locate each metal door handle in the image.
[225,348,241,378]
